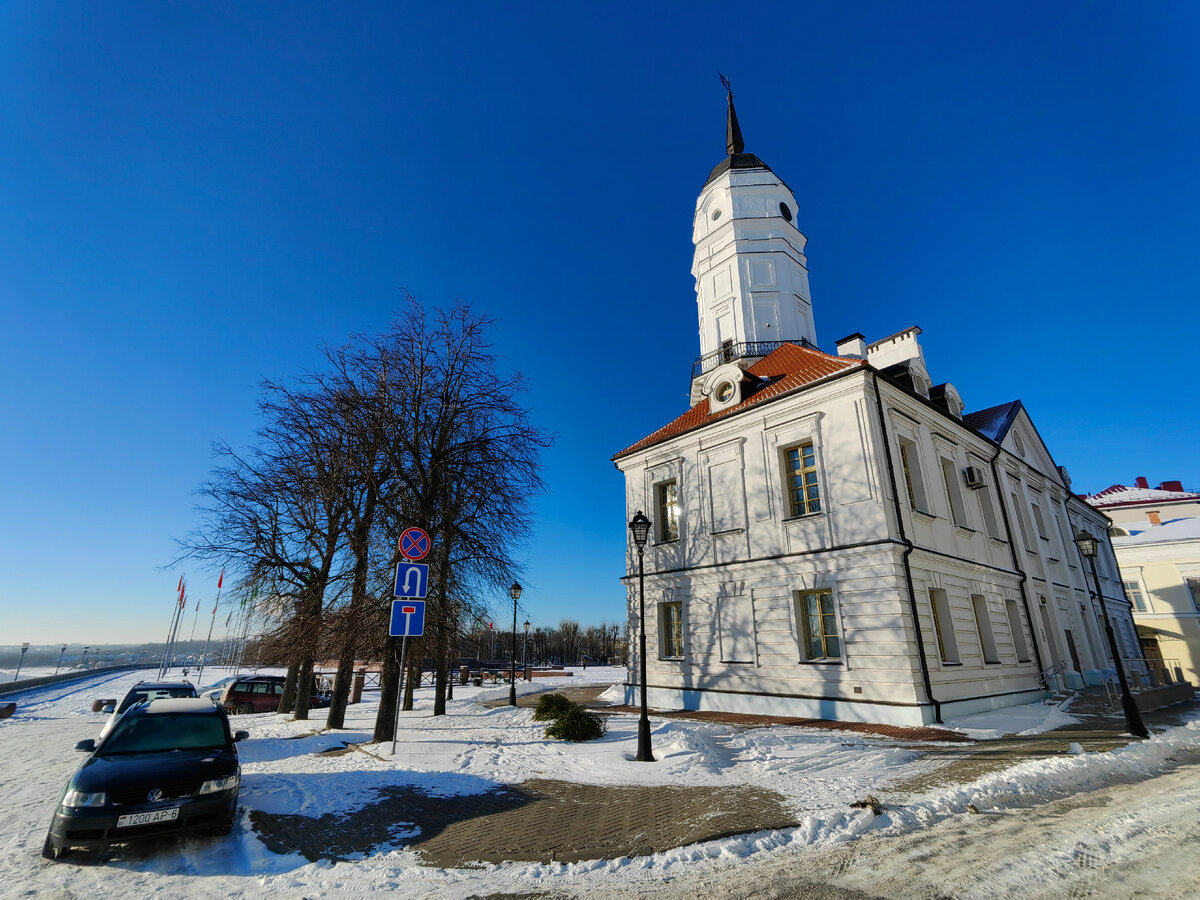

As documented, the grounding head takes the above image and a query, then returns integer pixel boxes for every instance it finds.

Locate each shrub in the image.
[544,704,606,742]
[532,692,575,722]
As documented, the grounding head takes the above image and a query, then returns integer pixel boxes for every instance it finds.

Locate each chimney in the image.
[836,332,868,359]
[1148,511,1162,525]
[1135,476,1149,489]
[1158,480,1184,493]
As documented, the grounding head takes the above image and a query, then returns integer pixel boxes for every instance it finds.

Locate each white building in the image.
[1085,478,1200,527]
[613,92,1141,727]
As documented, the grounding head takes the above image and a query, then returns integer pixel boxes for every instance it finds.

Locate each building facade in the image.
[613,94,1141,727]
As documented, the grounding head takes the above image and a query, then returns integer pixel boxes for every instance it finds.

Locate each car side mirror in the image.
[234,730,249,742]
[74,739,96,752]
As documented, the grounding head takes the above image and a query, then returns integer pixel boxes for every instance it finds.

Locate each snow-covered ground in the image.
[1,666,1198,898]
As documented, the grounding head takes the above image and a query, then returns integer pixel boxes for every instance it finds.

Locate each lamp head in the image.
[629,511,652,551]
[509,582,523,601]
[524,620,530,632]
[1073,530,1099,559]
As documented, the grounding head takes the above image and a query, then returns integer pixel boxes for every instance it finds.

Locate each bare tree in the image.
[367,298,551,739]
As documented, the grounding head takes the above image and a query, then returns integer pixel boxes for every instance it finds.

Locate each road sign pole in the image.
[391,621,411,756]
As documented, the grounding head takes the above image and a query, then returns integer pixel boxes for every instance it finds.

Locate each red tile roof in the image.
[613,343,864,459]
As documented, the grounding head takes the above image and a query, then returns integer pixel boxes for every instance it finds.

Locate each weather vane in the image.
[719,72,733,96]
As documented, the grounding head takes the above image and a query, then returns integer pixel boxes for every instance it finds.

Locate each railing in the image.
[1036,660,1067,702]
[1126,657,1184,689]
[691,338,818,379]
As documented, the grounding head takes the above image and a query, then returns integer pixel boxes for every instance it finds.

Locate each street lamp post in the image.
[508,582,522,706]
[13,643,30,682]
[54,644,67,676]
[523,620,531,681]
[1074,530,1149,739]
[80,648,90,671]
[629,511,655,762]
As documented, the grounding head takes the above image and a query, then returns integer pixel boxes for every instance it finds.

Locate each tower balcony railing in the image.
[691,337,816,379]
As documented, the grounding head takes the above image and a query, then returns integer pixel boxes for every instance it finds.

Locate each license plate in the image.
[116,807,180,828]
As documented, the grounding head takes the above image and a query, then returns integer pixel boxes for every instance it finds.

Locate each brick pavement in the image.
[249,686,1198,869]
[250,778,797,867]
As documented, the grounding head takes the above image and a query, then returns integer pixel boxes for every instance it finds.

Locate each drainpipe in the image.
[871,371,940,723]
[988,445,1045,674]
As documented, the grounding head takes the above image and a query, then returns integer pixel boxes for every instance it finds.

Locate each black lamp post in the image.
[54,644,67,677]
[13,642,30,682]
[523,620,531,681]
[1074,530,1149,739]
[629,511,655,762]
[80,648,90,670]
[508,582,522,706]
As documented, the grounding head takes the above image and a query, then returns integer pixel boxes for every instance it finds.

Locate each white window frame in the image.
[971,594,1000,664]
[940,456,969,527]
[1123,577,1150,613]
[793,588,842,661]
[782,441,822,518]
[658,600,685,659]
[898,436,929,513]
[1005,598,1032,663]
[928,588,960,665]
[656,479,680,543]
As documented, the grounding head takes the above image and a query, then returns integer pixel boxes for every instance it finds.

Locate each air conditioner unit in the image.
[963,465,987,490]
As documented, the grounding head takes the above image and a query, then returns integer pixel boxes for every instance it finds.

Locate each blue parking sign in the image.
[393,561,429,599]
[390,599,426,637]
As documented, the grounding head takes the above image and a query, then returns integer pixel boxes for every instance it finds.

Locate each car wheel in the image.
[235,703,254,715]
[209,810,237,837]
[42,832,69,861]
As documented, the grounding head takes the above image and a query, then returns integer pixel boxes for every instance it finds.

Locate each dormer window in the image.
[715,381,736,404]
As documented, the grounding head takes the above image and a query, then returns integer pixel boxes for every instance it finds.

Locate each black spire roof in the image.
[703,85,779,188]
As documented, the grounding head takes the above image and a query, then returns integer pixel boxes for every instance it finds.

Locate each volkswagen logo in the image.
[147,788,163,802]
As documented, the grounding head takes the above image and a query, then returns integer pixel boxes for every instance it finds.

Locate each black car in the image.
[43,697,248,859]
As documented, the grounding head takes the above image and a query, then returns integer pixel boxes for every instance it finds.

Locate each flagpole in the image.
[196,570,223,686]
[163,582,186,678]
[185,588,203,670]
[159,577,185,679]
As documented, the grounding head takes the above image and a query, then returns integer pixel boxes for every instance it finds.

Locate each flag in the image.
[217,569,224,590]
[179,589,186,610]
[225,609,233,627]
[176,574,183,594]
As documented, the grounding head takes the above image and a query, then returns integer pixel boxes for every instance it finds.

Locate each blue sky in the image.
[2,2,1198,644]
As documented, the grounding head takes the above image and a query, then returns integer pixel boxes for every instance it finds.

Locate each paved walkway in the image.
[249,687,1199,869]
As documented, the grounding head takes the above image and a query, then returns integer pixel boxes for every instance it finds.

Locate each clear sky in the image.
[2,2,1198,644]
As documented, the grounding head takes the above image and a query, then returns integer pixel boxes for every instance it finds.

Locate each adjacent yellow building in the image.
[1108,517,1200,685]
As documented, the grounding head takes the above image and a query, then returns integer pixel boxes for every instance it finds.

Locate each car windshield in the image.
[101,714,227,755]
[117,686,197,714]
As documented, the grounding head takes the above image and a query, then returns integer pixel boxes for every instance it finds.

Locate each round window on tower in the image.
[715,381,736,404]
[712,208,722,221]
[779,203,793,223]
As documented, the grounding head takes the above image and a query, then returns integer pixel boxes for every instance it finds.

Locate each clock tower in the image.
[691,89,817,382]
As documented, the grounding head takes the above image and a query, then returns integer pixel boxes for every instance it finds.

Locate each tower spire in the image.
[720,73,744,156]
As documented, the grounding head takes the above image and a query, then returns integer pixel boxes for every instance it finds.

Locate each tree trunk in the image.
[294,654,314,720]
[278,662,299,714]
[330,477,377,730]
[402,638,419,711]
[325,635,357,730]
[433,647,447,715]
[372,635,404,743]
